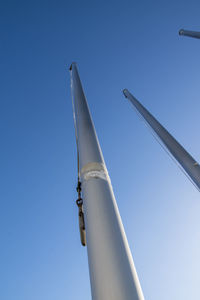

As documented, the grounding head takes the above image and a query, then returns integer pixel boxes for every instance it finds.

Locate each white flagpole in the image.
[179,29,200,39]
[123,89,200,191]
[70,63,144,300]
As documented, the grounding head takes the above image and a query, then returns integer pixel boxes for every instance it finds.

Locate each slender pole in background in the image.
[123,89,200,191]
[70,63,144,300]
[179,29,200,39]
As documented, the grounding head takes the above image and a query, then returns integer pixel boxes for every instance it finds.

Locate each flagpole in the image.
[179,29,200,39]
[70,63,144,300]
[123,89,200,191]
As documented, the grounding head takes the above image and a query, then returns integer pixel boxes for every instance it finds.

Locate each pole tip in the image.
[123,89,129,98]
[69,62,77,71]
[179,29,184,36]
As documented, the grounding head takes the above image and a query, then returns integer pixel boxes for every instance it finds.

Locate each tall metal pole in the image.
[70,63,144,300]
[179,29,200,39]
[123,89,200,191]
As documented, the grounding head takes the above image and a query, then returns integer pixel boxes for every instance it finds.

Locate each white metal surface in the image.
[123,89,200,191]
[70,63,144,300]
[179,29,200,39]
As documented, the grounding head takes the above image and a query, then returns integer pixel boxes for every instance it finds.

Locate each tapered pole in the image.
[70,63,144,300]
[179,29,200,39]
[123,89,200,191]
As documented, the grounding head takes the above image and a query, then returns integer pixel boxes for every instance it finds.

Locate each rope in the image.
[70,68,86,246]
[70,80,80,182]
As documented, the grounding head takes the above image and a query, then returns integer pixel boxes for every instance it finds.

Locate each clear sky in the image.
[0,0,200,299]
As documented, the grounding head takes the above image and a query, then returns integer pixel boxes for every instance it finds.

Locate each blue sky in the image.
[0,0,200,299]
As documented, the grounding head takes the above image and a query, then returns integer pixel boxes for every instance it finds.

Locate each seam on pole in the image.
[81,162,110,182]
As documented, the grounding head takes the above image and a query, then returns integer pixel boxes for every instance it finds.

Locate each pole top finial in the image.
[123,89,129,98]
[179,29,184,36]
[69,62,77,71]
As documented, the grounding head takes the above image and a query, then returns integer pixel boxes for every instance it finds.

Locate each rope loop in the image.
[76,197,83,207]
